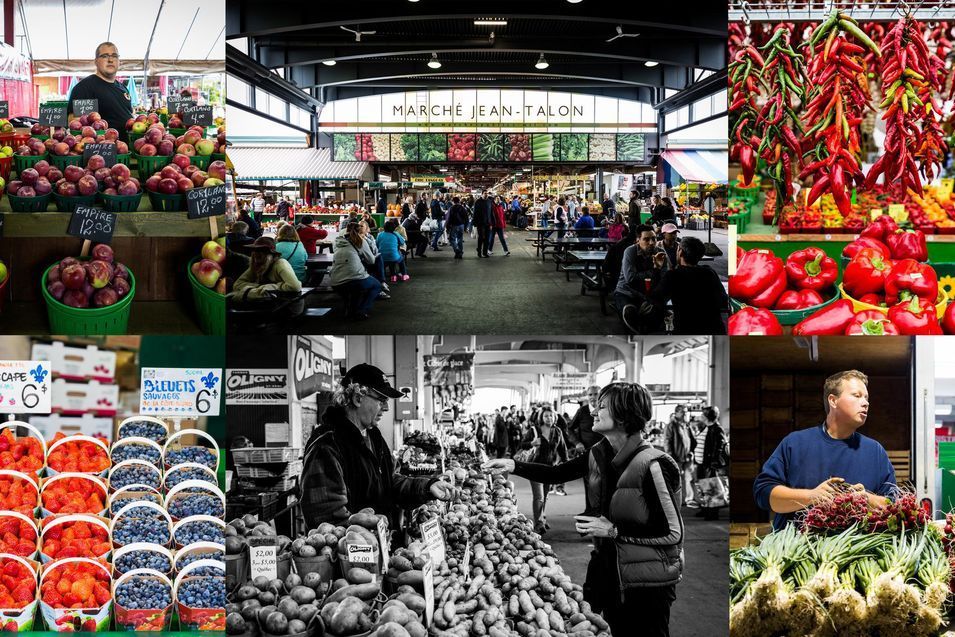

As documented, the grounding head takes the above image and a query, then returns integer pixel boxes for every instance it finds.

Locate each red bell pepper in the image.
[943,302,955,335]
[791,299,857,335]
[858,293,886,307]
[842,249,894,298]
[860,214,899,242]
[841,236,890,261]
[775,289,825,311]
[884,259,939,305]
[886,229,929,262]
[728,307,784,336]
[729,249,787,308]
[784,247,838,292]
[886,296,943,335]
[844,311,900,336]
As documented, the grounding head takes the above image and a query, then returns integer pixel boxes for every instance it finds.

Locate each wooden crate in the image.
[888,450,910,484]
[761,375,793,391]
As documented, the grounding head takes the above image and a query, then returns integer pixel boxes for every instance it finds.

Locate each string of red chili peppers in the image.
[866,15,947,193]
[799,9,881,216]
[756,27,806,219]
[729,44,764,186]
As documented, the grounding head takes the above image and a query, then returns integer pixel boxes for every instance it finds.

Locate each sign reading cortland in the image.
[140,367,222,417]
[226,369,288,405]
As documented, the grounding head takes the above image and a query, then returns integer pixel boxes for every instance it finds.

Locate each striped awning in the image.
[228,147,372,181]
[661,150,728,184]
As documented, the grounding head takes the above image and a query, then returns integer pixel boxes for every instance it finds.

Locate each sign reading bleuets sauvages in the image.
[68,207,116,245]
[139,367,222,417]
[82,143,117,168]
[181,105,213,127]
[225,369,288,405]
[186,185,226,219]
[71,98,99,117]
[0,360,52,414]
[167,95,193,116]
[291,336,333,399]
[0,101,8,118]
[39,104,68,128]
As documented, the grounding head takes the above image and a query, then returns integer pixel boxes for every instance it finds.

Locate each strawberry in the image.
[41,477,106,515]
[0,559,35,608]
[82,619,96,631]
[47,434,109,475]
[0,430,43,474]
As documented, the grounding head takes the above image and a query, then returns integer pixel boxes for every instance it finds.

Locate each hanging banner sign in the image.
[0,360,52,414]
[140,367,222,417]
[291,336,334,399]
[226,369,288,405]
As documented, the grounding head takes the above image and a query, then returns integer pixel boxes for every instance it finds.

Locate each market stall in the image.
[728,3,955,335]
[0,335,227,631]
[0,0,227,336]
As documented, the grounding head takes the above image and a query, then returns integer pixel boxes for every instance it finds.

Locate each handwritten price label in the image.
[249,543,277,580]
[419,517,445,565]
[39,104,68,128]
[0,360,52,414]
[186,184,226,219]
[376,516,390,574]
[68,207,116,244]
[422,556,435,627]
[71,98,99,117]
[181,105,213,127]
[461,540,472,581]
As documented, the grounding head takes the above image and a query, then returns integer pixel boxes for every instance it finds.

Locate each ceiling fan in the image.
[606,25,639,42]
[340,25,376,42]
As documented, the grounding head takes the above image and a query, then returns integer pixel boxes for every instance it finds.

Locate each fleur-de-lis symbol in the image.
[7,399,14,406]
[30,365,48,384]
[201,372,219,390]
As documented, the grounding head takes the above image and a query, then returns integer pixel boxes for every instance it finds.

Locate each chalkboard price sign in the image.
[82,143,117,167]
[0,101,8,118]
[39,104,69,128]
[186,184,226,219]
[68,207,116,244]
[181,105,213,127]
[72,98,99,117]
[167,95,193,115]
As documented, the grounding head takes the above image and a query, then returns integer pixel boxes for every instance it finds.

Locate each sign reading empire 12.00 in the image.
[0,360,52,414]
[139,367,222,417]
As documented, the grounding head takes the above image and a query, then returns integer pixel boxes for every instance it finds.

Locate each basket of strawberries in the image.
[40,473,108,517]
[40,514,111,563]
[38,558,112,632]
[45,434,110,478]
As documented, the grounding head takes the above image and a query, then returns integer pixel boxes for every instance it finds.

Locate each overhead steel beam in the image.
[254,39,726,71]
[227,44,323,111]
[226,2,728,39]
[655,70,728,113]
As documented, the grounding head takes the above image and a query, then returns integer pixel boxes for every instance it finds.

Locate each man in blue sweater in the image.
[753,370,896,530]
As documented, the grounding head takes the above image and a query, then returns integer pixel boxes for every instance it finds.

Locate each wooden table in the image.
[563,249,607,285]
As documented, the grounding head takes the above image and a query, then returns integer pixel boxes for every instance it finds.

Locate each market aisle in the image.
[510,473,728,637]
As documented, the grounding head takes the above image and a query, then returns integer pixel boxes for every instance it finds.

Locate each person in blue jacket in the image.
[753,369,896,530]
[574,207,596,238]
[376,220,409,282]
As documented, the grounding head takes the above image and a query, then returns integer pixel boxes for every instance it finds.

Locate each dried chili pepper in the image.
[729,43,765,186]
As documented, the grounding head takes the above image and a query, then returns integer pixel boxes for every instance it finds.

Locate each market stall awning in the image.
[661,150,728,184]
[229,147,373,182]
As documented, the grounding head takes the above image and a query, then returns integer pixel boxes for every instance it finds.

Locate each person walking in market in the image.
[628,190,641,230]
[492,408,510,459]
[487,195,511,256]
[472,191,491,258]
[251,192,267,220]
[428,192,445,251]
[484,381,684,637]
[688,406,727,521]
[664,405,694,507]
[515,404,568,535]
[445,196,469,259]
[300,364,457,528]
[753,370,895,530]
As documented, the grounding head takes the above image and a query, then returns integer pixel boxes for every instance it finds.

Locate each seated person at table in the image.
[401,212,429,257]
[574,207,595,238]
[295,216,328,255]
[650,236,728,335]
[607,215,628,242]
[377,221,409,282]
[232,237,302,303]
[614,225,669,334]
[602,224,631,290]
[660,223,680,268]
[275,225,308,283]
[360,221,389,293]
[226,221,254,250]
[330,222,384,320]
[237,209,262,239]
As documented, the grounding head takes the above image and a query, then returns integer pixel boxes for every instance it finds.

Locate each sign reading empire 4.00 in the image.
[0,361,52,414]
[140,367,222,417]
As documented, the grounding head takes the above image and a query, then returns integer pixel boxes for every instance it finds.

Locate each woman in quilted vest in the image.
[484,382,684,637]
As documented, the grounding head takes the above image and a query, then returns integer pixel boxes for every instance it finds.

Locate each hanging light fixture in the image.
[322,60,337,66]
[428,52,442,69]
[644,60,659,67]
[535,54,549,70]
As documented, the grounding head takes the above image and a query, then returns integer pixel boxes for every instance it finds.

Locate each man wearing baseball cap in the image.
[231,236,302,302]
[660,223,680,269]
[300,364,456,527]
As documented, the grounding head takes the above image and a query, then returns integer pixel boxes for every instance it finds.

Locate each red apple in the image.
[77,175,98,196]
[48,264,61,283]
[191,172,208,187]
[62,289,89,308]
[52,142,70,156]
[87,112,101,123]
[156,140,173,156]
[92,120,107,131]
[117,180,139,196]
[160,165,181,180]
[177,177,194,193]
[68,120,82,131]
[145,176,162,192]
[113,263,129,280]
[144,126,164,145]
[177,144,196,157]
[208,161,226,181]
[94,167,111,183]
[192,259,222,288]
[15,186,36,197]
[47,281,66,301]
[116,141,129,154]
[34,160,51,177]
[172,153,191,170]
[91,244,114,263]
[113,277,131,298]
[184,165,200,178]
[201,240,226,264]
[64,165,84,183]
[111,163,131,181]
[87,154,106,171]
[81,126,95,138]
[139,144,157,157]
[88,260,113,288]
[46,167,63,183]
[56,181,77,196]
[60,264,86,290]
[158,178,178,194]
[93,287,119,307]
[34,177,52,195]
[20,168,38,186]
[133,138,147,153]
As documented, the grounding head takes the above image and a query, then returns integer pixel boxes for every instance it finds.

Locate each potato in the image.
[347,512,381,530]
[329,597,365,635]
[396,592,426,614]
[405,621,427,637]
[377,621,411,637]
[346,568,375,585]
[389,555,414,572]
[378,605,411,626]
[397,570,424,588]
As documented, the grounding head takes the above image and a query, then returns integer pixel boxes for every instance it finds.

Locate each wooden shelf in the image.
[0,211,218,238]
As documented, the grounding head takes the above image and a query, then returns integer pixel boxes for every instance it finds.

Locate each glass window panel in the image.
[255,88,268,113]
[269,96,286,120]
[713,90,727,114]
[227,75,249,106]
[693,97,712,120]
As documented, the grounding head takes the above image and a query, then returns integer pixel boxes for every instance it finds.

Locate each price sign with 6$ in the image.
[0,361,52,414]
[139,367,221,417]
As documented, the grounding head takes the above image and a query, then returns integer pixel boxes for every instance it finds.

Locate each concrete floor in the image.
[510,474,729,637]
[246,226,728,335]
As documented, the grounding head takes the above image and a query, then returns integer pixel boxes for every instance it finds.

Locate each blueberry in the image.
[111,443,161,465]
[119,420,167,443]
[177,550,224,575]
[165,446,217,469]
[177,576,225,609]
[116,577,172,610]
[168,494,224,519]
[110,492,162,516]
[114,516,171,547]
[110,464,161,490]
[165,467,216,489]
[115,503,166,520]
[175,520,224,546]
[115,549,172,575]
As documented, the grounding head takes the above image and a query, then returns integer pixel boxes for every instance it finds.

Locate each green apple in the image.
[0,261,7,285]
[0,176,5,192]
[0,145,12,158]
[203,178,224,186]
[131,121,147,134]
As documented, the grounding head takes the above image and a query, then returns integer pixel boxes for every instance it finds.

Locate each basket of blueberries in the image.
[110,437,163,466]
[113,544,174,576]
[108,459,163,492]
[164,463,218,491]
[111,501,173,548]
[173,516,226,549]
[165,481,225,522]
[117,416,169,444]
[174,560,227,630]
[109,487,163,517]
[163,429,219,472]
[113,569,174,630]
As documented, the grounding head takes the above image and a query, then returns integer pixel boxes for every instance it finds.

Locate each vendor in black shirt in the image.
[651,236,728,334]
[68,42,133,142]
